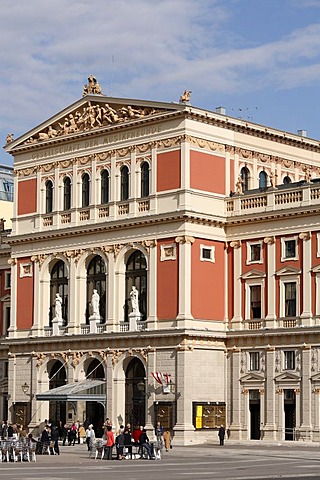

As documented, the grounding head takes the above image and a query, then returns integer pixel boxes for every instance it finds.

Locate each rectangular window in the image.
[193,402,226,430]
[284,239,296,259]
[249,352,260,371]
[250,285,261,319]
[250,244,261,262]
[200,245,215,263]
[284,351,295,370]
[285,282,296,317]
[5,271,11,289]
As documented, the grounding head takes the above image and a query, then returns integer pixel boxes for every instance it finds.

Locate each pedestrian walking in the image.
[218,425,225,446]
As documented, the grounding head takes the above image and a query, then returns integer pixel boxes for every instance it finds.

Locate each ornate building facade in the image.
[3,83,320,443]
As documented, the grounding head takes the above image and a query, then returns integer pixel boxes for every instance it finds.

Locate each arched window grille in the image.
[101,169,109,204]
[141,162,150,197]
[63,177,71,210]
[45,180,53,213]
[82,173,90,207]
[121,166,129,201]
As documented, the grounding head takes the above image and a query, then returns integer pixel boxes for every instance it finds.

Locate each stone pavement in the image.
[1,441,320,479]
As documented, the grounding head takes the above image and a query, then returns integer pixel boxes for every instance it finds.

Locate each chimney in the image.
[215,106,226,115]
[297,129,307,137]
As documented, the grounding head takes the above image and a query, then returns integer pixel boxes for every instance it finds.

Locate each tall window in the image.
[141,162,150,197]
[125,251,147,321]
[259,171,267,190]
[50,260,68,325]
[86,256,106,324]
[82,173,90,207]
[284,351,295,370]
[285,282,296,317]
[63,177,71,210]
[45,180,53,213]
[101,169,109,204]
[241,167,250,192]
[121,166,129,201]
[250,285,262,319]
[249,352,260,371]
[284,239,296,259]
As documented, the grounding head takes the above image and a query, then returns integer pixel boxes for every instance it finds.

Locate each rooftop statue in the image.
[83,74,102,96]
[179,90,192,103]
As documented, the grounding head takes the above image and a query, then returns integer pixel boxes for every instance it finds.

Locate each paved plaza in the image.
[1,441,320,479]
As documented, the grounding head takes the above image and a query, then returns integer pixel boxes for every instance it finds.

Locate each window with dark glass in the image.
[63,177,71,210]
[259,171,267,190]
[101,169,109,204]
[250,285,261,319]
[50,260,68,325]
[284,351,295,370]
[284,239,296,259]
[241,166,250,192]
[125,251,147,321]
[250,244,261,262]
[285,282,296,317]
[141,162,150,197]
[45,180,53,213]
[202,248,212,260]
[121,166,129,201]
[283,176,292,185]
[249,352,260,371]
[82,173,90,207]
[86,255,106,324]
[193,402,226,430]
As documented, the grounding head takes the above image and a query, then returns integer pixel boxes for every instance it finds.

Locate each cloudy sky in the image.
[1,0,320,164]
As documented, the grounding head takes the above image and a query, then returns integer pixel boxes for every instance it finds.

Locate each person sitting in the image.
[139,428,155,459]
[124,428,132,459]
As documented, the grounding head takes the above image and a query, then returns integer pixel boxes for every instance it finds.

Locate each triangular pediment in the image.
[312,264,320,273]
[5,94,183,152]
[274,371,300,382]
[310,372,320,383]
[275,266,301,276]
[240,372,265,383]
[0,294,10,302]
[242,269,266,279]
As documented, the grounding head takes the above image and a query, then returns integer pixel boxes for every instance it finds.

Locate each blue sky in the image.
[1,0,320,165]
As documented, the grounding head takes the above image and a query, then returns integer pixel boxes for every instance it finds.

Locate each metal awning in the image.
[36,379,106,402]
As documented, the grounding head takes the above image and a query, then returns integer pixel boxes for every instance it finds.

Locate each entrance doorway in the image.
[125,358,146,428]
[284,389,296,440]
[249,390,260,440]
[48,360,66,424]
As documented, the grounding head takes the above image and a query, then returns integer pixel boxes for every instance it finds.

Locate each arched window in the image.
[259,171,267,190]
[101,169,109,204]
[125,358,146,428]
[121,166,129,201]
[63,177,71,210]
[45,180,53,213]
[125,251,147,321]
[86,358,105,380]
[241,167,250,192]
[82,173,90,207]
[50,260,68,325]
[141,162,150,197]
[283,175,292,185]
[86,256,106,324]
[48,360,67,424]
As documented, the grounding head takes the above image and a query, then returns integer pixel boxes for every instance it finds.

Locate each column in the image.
[264,236,276,327]
[105,355,113,420]
[109,152,117,218]
[299,345,312,439]
[71,161,78,224]
[228,348,242,439]
[31,260,40,335]
[145,349,156,432]
[300,232,312,325]
[8,260,17,338]
[261,347,276,440]
[277,389,284,441]
[91,155,97,221]
[67,257,77,334]
[106,250,116,333]
[130,148,136,215]
[146,241,157,330]
[149,146,157,214]
[175,235,194,327]
[173,346,195,444]
[230,241,242,329]
[179,138,191,210]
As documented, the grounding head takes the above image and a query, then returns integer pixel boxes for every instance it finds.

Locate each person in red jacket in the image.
[105,425,114,460]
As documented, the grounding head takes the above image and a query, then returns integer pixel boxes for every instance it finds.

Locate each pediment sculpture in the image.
[22,102,160,145]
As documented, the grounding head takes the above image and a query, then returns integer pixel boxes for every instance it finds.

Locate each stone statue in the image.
[235,175,243,194]
[83,75,102,96]
[130,286,140,315]
[6,133,14,144]
[91,289,100,317]
[55,293,62,320]
[304,167,312,183]
[269,171,277,188]
[179,90,192,103]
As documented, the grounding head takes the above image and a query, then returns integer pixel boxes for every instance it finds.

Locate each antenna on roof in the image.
[110,55,115,97]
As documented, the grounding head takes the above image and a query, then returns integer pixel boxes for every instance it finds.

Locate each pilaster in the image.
[300,232,312,325]
[175,235,194,327]
[230,241,242,328]
[264,236,276,327]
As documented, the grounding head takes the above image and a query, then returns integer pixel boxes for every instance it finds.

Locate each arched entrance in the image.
[125,251,147,321]
[48,360,67,424]
[125,358,146,428]
[85,358,105,436]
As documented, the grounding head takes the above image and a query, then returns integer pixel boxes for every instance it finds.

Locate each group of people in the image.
[0,420,28,440]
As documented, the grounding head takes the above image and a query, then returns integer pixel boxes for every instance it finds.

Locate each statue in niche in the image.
[91,289,100,317]
[55,293,63,320]
[130,286,140,315]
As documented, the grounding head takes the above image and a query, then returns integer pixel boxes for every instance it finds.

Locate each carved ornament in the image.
[71,351,83,367]
[36,353,46,367]
[31,254,49,269]
[175,235,195,245]
[230,240,241,249]
[263,236,275,245]
[8,258,17,266]
[299,232,311,241]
